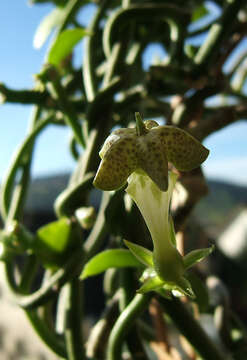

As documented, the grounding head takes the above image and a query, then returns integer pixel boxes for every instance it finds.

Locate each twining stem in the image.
[83,0,109,101]
[194,0,244,69]
[107,293,151,360]
[64,278,84,360]
[1,109,51,222]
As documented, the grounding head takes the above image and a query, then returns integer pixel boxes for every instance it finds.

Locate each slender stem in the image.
[119,269,149,360]
[1,113,52,221]
[48,76,85,147]
[83,0,109,101]
[64,278,84,360]
[194,0,244,69]
[84,191,111,260]
[159,296,231,360]
[107,293,151,360]
[3,248,84,309]
[0,83,49,106]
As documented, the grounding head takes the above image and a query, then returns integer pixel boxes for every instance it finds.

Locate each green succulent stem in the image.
[107,293,151,360]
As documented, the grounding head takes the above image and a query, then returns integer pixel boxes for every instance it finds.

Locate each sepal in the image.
[183,245,215,270]
[124,239,153,267]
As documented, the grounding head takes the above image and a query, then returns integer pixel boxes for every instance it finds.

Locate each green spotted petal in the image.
[151,126,209,171]
[93,131,138,191]
[99,128,136,159]
[136,132,168,191]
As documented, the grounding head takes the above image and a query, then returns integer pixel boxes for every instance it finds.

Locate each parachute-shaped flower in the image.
[93,113,209,191]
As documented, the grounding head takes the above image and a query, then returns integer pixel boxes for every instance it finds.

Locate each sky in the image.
[0,1,247,186]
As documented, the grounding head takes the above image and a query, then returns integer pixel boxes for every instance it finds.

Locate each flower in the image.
[93,113,209,192]
[93,113,212,297]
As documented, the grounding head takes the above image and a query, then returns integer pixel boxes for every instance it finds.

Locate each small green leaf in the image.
[36,217,71,253]
[80,249,142,279]
[33,8,65,49]
[48,28,88,66]
[124,240,153,267]
[33,218,74,269]
[183,246,214,270]
[137,275,164,294]
[192,5,209,22]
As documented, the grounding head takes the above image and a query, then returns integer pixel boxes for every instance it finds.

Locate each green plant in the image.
[1,1,247,359]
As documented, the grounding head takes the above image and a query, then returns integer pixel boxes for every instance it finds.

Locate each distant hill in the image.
[25,173,69,214]
[193,179,247,228]
[25,173,247,229]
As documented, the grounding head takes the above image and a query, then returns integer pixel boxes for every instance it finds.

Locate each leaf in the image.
[183,246,214,270]
[48,28,88,66]
[192,5,209,22]
[137,275,164,294]
[36,217,71,253]
[33,8,65,49]
[80,249,142,279]
[124,239,153,267]
[33,218,74,269]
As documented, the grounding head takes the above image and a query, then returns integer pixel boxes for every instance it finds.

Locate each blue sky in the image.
[0,1,247,186]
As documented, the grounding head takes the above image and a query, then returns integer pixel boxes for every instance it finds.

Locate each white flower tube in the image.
[126,170,185,284]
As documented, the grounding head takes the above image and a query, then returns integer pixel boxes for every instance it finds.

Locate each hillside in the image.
[24,173,247,229]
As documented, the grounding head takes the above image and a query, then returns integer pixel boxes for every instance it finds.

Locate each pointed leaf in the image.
[137,275,164,294]
[33,8,65,49]
[36,217,71,253]
[124,240,153,267]
[34,217,74,269]
[192,5,209,22]
[183,246,214,270]
[80,249,142,279]
[48,28,88,67]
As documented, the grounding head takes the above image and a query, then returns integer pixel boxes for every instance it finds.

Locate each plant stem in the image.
[107,293,151,360]
[159,296,231,360]
[194,0,244,69]
[83,0,109,101]
[3,248,84,309]
[64,278,84,360]
[1,111,51,221]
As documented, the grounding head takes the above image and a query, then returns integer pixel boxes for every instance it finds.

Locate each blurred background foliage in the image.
[1,0,247,359]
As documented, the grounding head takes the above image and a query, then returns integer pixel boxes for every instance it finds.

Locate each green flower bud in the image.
[75,206,96,230]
